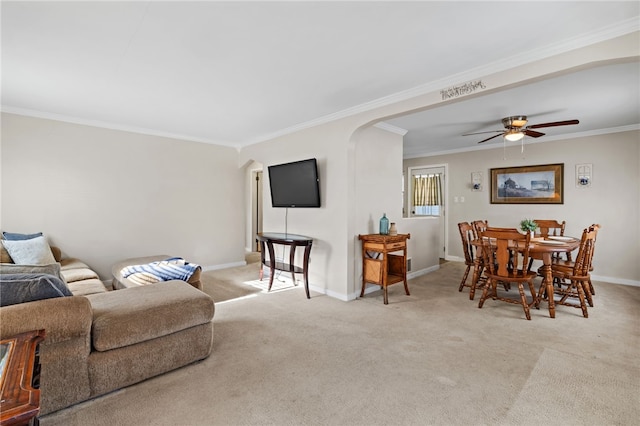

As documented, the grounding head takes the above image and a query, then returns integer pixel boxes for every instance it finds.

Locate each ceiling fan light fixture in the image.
[502,115,528,128]
[504,130,525,142]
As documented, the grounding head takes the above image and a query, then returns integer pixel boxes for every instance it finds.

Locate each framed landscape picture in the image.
[490,163,564,204]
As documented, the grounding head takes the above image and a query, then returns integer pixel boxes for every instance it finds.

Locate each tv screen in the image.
[268,158,321,208]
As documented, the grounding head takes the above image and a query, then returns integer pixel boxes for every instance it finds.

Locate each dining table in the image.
[470,235,581,318]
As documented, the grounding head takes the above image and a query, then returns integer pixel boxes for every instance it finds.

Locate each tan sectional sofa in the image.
[0,245,214,416]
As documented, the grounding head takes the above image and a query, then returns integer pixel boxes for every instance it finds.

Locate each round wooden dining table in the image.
[470,236,580,318]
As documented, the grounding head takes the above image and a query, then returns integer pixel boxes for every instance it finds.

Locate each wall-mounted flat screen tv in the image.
[268,158,321,208]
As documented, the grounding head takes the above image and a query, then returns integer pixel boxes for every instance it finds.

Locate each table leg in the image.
[266,241,276,292]
[258,240,265,281]
[302,244,312,299]
[383,283,388,305]
[469,255,482,301]
[289,245,298,286]
[402,247,410,296]
[540,253,555,318]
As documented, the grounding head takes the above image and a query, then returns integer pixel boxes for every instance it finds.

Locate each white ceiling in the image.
[2,1,639,157]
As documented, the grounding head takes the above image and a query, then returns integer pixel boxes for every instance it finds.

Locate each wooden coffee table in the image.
[0,329,45,426]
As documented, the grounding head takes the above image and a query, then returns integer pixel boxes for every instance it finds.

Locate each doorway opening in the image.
[249,168,263,255]
[408,164,448,261]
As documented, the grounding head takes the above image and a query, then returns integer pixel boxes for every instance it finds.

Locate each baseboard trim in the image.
[202,261,247,272]
[591,274,639,287]
[350,264,441,301]
[445,259,639,287]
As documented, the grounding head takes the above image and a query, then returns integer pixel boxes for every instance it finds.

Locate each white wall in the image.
[1,113,246,279]
[352,126,441,290]
[404,130,640,284]
[239,120,354,300]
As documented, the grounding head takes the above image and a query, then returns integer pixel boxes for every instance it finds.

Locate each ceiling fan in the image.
[463,115,579,144]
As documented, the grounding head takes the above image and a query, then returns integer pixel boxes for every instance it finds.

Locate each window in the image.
[414,205,441,216]
[411,172,443,217]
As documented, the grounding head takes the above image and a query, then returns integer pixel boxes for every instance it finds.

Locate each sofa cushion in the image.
[61,268,100,283]
[2,231,44,240]
[66,278,108,296]
[0,273,72,307]
[87,280,214,352]
[0,262,65,283]
[60,258,90,271]
[1,236,57,265]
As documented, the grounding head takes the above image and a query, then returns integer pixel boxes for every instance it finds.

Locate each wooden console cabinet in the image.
[358,233,410,304]
[0,330,45,426]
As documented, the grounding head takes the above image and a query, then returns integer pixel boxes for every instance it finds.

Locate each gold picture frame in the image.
[490,163,564,204]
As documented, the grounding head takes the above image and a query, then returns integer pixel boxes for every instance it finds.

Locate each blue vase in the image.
[379,213,389,235]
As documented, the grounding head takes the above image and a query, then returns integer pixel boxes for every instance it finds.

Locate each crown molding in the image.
[3,19,637,151]
[402,124,640,159]
[373,122,408,136]
[243,19,639,147]
[0,105,237,148]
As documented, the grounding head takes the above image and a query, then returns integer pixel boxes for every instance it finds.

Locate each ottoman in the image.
[86,280,214,396]
[111,255,202,291]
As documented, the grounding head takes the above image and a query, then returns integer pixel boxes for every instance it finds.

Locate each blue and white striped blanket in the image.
[120,257,199,282]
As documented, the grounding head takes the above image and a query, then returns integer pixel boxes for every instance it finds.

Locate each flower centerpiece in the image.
[520,219,538,236]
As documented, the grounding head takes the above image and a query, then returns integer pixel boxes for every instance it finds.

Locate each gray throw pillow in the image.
[2,231,43,240]
[0,263,66,283]
[0,273,73,307]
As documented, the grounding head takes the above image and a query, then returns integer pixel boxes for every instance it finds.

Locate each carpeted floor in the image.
[41,260,640,426]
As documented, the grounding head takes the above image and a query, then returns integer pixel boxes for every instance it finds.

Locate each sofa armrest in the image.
[0,296,92,344]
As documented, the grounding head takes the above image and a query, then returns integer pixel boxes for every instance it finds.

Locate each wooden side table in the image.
[0,330,45,426]
[358,233,411,304]
[256,232,313,299]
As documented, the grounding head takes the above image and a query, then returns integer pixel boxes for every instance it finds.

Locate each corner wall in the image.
[1,113,246,279]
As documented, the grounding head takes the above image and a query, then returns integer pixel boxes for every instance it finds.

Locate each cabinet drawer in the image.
[363,241,405,252]
[386,242,405,251]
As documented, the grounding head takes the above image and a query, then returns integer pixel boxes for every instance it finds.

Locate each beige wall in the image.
[1,31,636,299]
[1,113,246,280]
[239,120,354,299]
[404,130,640,284]
[239,123,440,301]
[352,125,441,294]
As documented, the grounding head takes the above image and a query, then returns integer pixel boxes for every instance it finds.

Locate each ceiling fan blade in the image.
[527,119,579,129]
[478,133,504,144]
[524,129,545,138]
[462,129,503,136]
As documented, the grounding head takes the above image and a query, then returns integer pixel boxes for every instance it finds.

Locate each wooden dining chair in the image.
[457,222,485,293]
[471,220,488,240]
[538,226,597,318]
[535,219,568,257]
[546,223,600,297]
[528,219,569,271]
[478,227,538,320]
[457,222,475,291]
[533,219,566,238]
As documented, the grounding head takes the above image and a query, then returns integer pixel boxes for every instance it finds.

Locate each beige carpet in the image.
[503,348,639,425]
[41,260,640,426]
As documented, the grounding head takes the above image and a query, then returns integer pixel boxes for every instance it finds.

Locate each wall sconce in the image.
[576,164,592,188]
[471,172,483,191]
